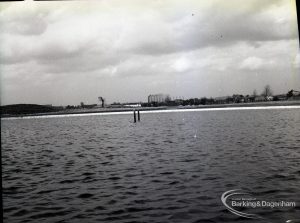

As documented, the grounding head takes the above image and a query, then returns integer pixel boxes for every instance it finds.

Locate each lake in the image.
[2,108,300,223]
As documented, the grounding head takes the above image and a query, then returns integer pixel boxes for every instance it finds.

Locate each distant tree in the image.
[194,98,200,105]
[187,98,195,105]
[200,97,207,105]
[287,90,294,98]
[165,95,171,102]
[80,102,84,108]
[262,85,272,97]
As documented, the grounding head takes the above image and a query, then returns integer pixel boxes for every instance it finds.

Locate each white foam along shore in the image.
[2,104,300,120]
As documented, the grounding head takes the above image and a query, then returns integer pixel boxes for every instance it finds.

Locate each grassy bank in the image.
[1,100,300,119]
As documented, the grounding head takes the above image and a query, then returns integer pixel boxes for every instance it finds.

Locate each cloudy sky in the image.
[0,0,299,106]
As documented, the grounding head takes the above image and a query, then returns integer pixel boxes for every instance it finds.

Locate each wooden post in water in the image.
[133,110,136,123]
[137,110,140,121]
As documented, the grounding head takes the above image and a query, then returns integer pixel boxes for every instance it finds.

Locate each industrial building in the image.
[148,94,170,103]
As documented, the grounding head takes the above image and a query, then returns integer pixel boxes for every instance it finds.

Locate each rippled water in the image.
[2,109,300,223]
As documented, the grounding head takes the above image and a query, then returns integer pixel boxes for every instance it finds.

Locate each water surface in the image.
[2,109,300,223]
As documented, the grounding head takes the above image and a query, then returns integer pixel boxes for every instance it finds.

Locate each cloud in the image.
[172,57,192,73]
[122,0,298,55]
[0,0,298,65]
[239,57,266,70]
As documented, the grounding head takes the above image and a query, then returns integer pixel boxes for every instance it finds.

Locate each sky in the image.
[0,0,299,106]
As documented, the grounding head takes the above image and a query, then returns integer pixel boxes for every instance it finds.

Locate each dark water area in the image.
[2,109,300,223]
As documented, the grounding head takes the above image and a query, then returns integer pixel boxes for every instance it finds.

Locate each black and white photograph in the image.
[1,0,300,222]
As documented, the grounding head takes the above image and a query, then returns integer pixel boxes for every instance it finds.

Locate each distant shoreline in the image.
[1,100,300,119]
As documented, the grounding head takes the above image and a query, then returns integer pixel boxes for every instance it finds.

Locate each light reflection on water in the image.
[2,109,300,223]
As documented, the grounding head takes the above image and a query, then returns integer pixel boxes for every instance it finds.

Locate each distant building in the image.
[287,90,300,100]
[291,90,300,96]
[214,96,230,104]
[275,94,287,101]
[232,95,245,103]
[174,99,184,105]
[148,94,170,103]
[254,96,266,102]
